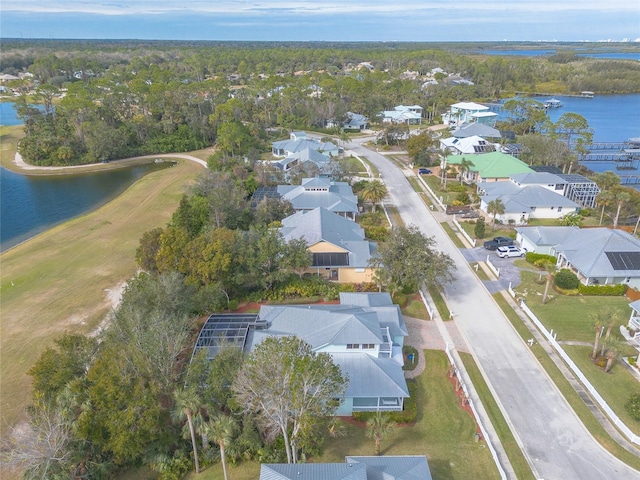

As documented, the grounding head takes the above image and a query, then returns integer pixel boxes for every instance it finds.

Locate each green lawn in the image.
[564,345,640,435]
[440,222,465,249]
[518,271,633,343]
[186,350,500,480]
[401,294,430,320]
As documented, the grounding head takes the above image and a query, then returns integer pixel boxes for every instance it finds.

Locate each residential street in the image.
[348,138,640,480]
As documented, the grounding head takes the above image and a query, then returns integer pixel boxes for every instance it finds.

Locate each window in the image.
[346,344,360,349]
[530,207,536,212]
[313,252,349,267]
[362,344,375,349]
[557,207,562,213]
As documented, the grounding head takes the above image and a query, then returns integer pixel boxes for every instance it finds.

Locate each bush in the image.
[625,394,640,421]
[474,217,486,239]
[578,283,627,296]
[554,269,580,289]
[525,252,557,267]
[393,292,408,307]
[364,225,389,241]
[455,192,471,204]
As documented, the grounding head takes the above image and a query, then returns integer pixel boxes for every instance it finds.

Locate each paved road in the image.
[349,138,640,480]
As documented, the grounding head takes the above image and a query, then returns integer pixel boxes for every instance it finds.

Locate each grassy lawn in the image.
[428,285,451,321]
[459,352,536,480]
[492,293,640,469]
[564,345,640,435]
[401,294,430,320]
[517,271,633,343]
[187,350,500,480]
[0,159,203,434]
[0,125,23,169]
[440,222,465,249]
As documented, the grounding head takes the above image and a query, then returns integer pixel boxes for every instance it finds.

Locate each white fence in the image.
[520,300,640,445]
[418,289,435,319]
[417,175,445,210]
[452,215,477,247]
[486,255,500,277]
[444,343,509,480]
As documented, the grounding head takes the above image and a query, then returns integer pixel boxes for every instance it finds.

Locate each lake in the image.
[476,49,640,61]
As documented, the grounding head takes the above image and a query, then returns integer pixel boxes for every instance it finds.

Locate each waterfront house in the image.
[440,135,498,155]
[441,101,497,127]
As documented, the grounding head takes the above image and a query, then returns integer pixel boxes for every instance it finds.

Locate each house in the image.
[279,207,375,282]
[260,455,432,480]
[441,102,497,127]
[379,105,423,125]
[477,180,579,223]
[272,132,339,157]
[277,176,359,219]
[249,293,409,415]
[451,123,501,139]
[343,111,369,130]
[440,135,498,155]
[444,152,534,184]
[516,226,640,287]
[529,166,601,208]
[273,148,332,174]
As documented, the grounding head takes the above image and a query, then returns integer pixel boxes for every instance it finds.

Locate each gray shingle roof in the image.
[510,172,566,186]
[515,226,578,246]
[277,179,358,214]
[346,456,433,480]
[480,184,579,213]
[452,123,501,139]
[338,293,408,337]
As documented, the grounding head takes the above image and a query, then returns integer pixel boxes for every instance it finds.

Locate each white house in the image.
[441,102,497,127]
[379,105,423,125]
[276,176,359,219]
[516,226,640,287]
[440,135,498,155]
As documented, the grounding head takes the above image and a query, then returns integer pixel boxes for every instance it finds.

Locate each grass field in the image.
[185,350,500,480]
[0,157,203,435]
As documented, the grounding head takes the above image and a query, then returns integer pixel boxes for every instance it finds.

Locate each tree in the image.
[611,187,632,228]
[560,212,583,227]
[361,180,387,213]
[203,414,237,480]
[282,238,312,278]
[589,312,604,360]
[500,97,548,134]
[233,336,347,464]
[604,340,622,373]
[458,157,474,184]
[135,227,164,273]
[369,225,455,296]
[541,261,557,305]
[596,189,615,226]
[625,394,640,421]
[486,199,505,229]
[474,217,486,239]
[172,388,202,474]
[552,113,593,155]
[366,412,395,455]
[407,132,435,166]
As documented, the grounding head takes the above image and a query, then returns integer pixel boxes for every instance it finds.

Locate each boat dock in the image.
[514,91,595,98]
[579,141,640,172]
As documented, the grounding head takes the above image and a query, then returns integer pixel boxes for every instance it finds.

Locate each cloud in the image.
[1,0,634,16]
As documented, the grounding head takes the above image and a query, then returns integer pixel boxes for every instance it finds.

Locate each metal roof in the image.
[332,353,410,398]
[346,456,433,480]
[260,463,367,480]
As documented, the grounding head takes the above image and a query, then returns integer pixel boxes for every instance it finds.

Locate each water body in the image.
[0,162,174,252]
[477,49,640,61]
[0,101,23,126]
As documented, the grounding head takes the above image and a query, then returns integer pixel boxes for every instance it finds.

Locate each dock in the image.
[514,91,595,99]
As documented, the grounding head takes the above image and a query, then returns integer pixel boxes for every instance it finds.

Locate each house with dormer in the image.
[379,105,423,125]
[279,207,375,282]
[277,177,359,219]
[442,101,497,127]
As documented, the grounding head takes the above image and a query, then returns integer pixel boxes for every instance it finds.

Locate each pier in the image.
[514,91,595,99]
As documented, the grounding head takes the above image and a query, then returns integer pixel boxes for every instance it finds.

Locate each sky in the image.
[1,1,639,42]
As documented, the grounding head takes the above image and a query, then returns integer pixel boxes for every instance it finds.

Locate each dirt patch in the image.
[447,372,482,436]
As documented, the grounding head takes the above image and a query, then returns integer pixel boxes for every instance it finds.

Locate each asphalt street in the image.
[349,138,640,480]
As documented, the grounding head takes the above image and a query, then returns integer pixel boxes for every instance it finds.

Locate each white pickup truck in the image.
[496,245,527,258]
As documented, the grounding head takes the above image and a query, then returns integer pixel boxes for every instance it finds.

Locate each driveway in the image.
[348,138,639,480]
[460,246,537,294]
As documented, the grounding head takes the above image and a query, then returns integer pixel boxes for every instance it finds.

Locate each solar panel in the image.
[605,251,640,271]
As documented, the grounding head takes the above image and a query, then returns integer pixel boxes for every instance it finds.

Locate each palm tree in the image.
[486,199,505,230]
[596,189,614,225]
[541,261,557,305]
[204,414,237,480]
[604,340,622,373]
[172,388,202,474]
[612,189,631,228]
[366,411,395,455]
[361,180,387,213]
[458,157,474,185]
[589,313,603,360]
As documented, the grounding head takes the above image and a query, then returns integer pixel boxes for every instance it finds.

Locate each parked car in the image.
[483,236,514,250]
[496,245,527,258]
[418,168,432,174]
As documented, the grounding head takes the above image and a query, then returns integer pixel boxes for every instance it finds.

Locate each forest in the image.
[3,40,640,166]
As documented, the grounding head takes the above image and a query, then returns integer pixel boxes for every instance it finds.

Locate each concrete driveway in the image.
[348,138,639,480]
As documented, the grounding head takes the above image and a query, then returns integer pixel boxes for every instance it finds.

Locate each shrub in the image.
[393,292,407,307]
[554,269,580,289]
[365,225,389,241]
[455,192,471,204]
[525,252,557,267]
[595,356,607,368]
[578,283,627,296]
[474,217,486,239]
[625,393,640,421]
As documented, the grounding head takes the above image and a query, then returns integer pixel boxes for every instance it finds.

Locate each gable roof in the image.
[553,228,640,278]
[450,102,488,111]
[332,353,410,398]
[346,456,433,480]
[446,152,534,179]
[441,135,497,154]
[452,123,501,138]
[260,463,367,480]
[277,179,358,214]
[516,226,578,246]
[510,172,566,186]
[339,293,408,337]
[252,306,385,350]
[280,207,365,245]
[479,184,579,213]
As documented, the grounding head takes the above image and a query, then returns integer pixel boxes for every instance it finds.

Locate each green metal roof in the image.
[446,152,533,179]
